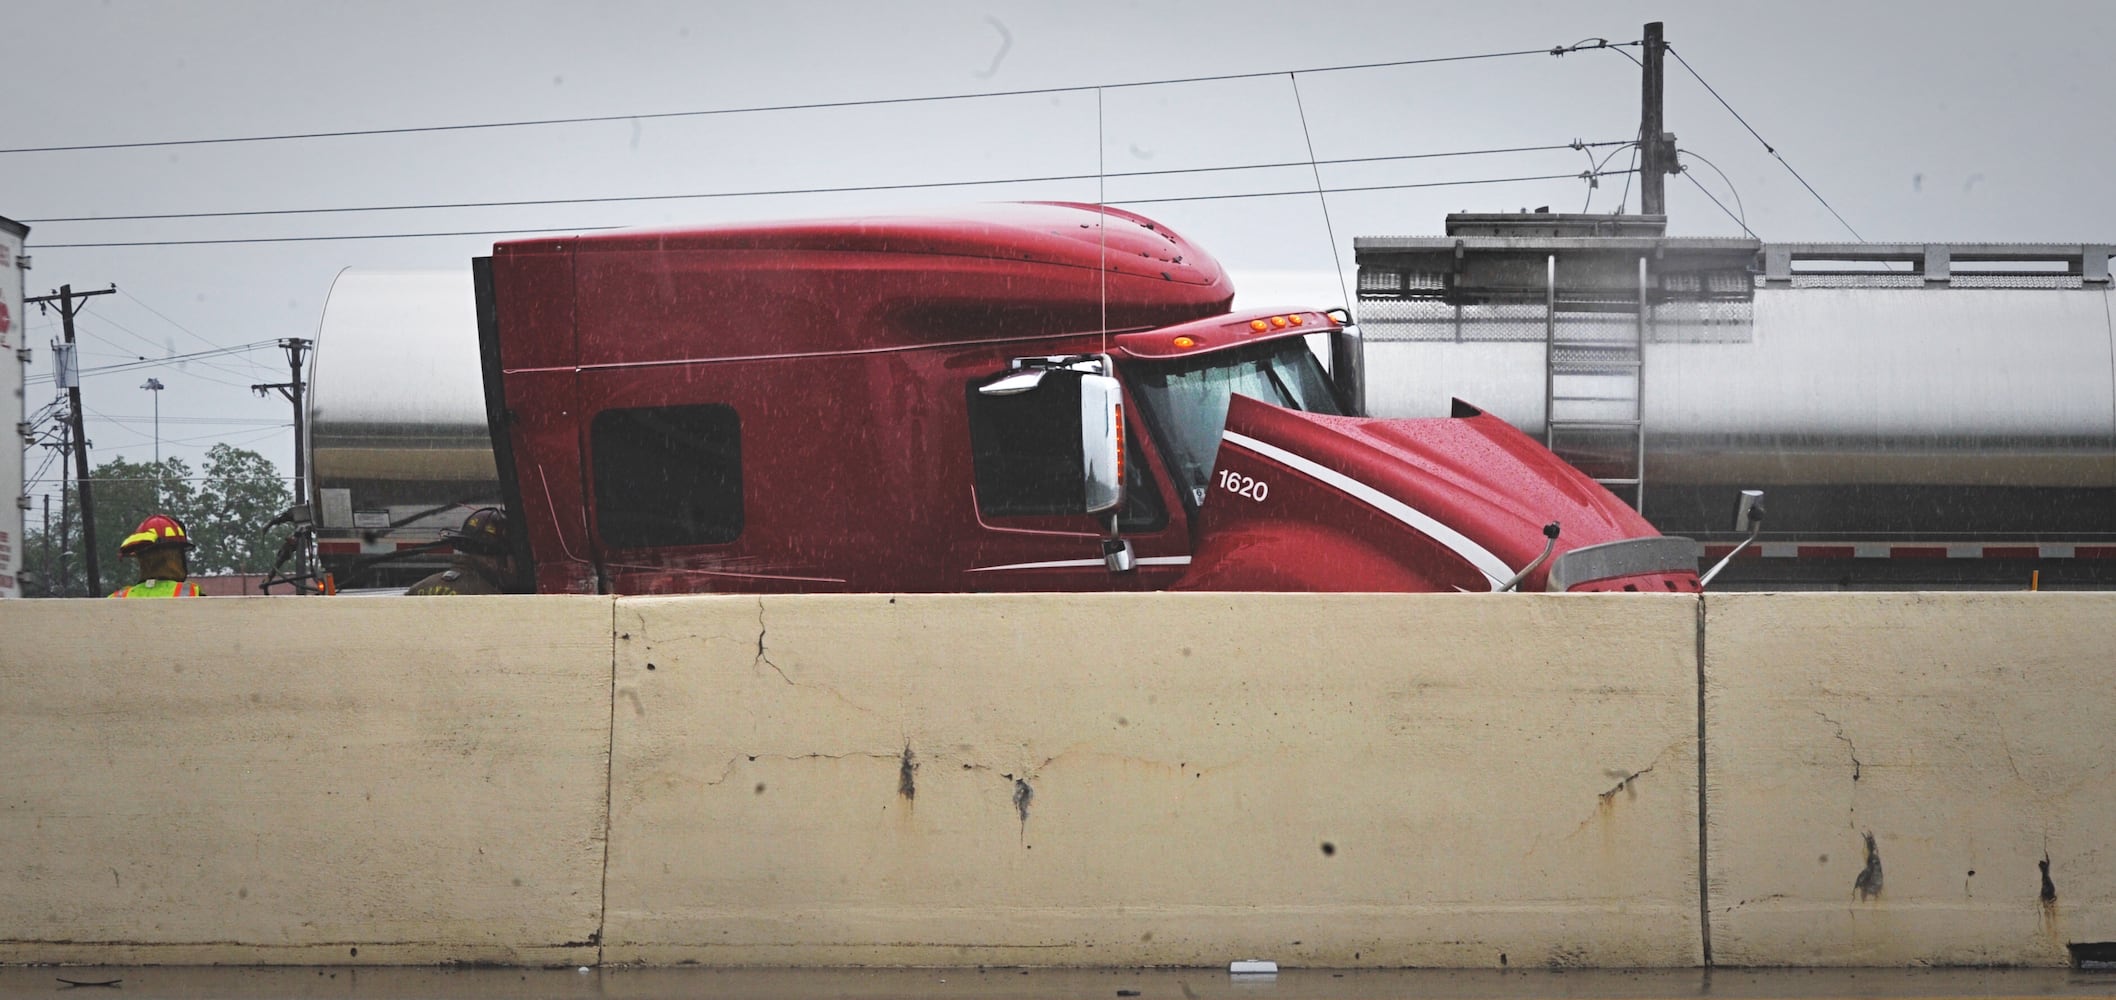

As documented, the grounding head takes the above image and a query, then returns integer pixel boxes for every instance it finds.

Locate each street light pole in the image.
[140,377,164,464]
[141,377,165,506]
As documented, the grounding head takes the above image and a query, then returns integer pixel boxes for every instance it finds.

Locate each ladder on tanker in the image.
[1542,256,1648,510]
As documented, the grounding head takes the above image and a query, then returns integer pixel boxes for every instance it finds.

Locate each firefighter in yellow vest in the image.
[108,513,204,598]
[404,507,515,596]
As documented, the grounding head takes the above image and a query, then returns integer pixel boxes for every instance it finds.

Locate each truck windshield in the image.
[1128,340,1341,507]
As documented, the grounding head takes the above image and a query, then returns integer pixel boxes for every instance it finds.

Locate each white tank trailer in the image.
[307,220,2116,589]
[307,269,496,589]
[1355,213,2116,587]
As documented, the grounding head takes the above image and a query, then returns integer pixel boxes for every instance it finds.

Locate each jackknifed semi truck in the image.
[312,202,1701,594]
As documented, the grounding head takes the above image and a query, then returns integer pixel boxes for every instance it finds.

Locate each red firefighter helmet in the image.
[119,513,197,555]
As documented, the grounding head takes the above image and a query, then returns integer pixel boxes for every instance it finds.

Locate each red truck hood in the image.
[1175,395,1682,592]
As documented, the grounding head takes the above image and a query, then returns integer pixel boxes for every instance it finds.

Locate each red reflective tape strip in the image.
[2076,546,2116,559]
[395,542,428,551]
[1981,546,2039,560]
[316,541,360,555]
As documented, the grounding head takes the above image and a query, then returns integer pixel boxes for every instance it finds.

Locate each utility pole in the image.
[252,337,312,577]
[28,283,115,596]
[1638,21,1680,217]
[41,494,50,598]
[57,426,71,598]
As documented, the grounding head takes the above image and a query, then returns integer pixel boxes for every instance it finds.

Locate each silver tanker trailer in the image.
[307,269,498,589]
[1356,213,2116,587]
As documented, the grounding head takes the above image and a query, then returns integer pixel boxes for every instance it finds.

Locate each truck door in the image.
[957,367,1191,592]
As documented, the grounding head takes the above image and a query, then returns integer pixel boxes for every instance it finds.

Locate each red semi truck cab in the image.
[473,202,1698,595]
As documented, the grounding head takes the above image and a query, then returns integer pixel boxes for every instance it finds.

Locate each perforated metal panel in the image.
[1358,297,1549,343]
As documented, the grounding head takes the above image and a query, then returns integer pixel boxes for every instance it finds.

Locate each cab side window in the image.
[965,376,1084,518]
[965,377,1166,532]
[590,404,743,547]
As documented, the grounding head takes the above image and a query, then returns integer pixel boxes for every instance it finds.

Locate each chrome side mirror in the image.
[1328,314,1365,417]
[1080,373,1124,515]
[1699,489,1765,589]
[1734,488,1764,534]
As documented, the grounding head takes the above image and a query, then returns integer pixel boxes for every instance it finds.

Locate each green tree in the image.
[21,445,291,596]
[192,443,293,575]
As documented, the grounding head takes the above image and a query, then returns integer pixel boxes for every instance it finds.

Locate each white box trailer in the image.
[0,216,27,599]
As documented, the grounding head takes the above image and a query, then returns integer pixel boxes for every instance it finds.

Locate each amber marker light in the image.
[1249,319,1268,332]
[1113,403,1126,481]
[1270,315,1289,328]
[1172,335,1197,348]
[1288,314,1304,326]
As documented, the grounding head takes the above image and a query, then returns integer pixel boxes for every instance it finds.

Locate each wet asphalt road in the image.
[3,967,2115,1000]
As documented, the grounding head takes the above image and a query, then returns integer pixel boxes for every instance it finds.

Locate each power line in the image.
[22,142,1625,225]
[79,422,293,452]
[1581,141,1640,213]
[1,41,1635,156]
[30,473,299,485]
[79,414,290,427]
[26,340,281,384]
[76,313,278,386]
[1682,171,1757,241]
[1664,43,1864,240]
[1676,148,1756,239]
[35,226,625,250]
[1112,170,1634,206]
[32,169,1637,248]
[119,288,272,368]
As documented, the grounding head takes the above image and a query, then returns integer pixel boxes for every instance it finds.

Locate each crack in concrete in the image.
[753,597,791,685]
[1815,711,1862,782]
[702,750,904,787]
[1599,765,1656,803]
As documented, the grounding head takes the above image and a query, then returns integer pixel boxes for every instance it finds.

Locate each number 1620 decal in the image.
[1216,469,1269,502]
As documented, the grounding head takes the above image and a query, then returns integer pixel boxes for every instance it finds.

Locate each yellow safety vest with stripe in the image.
[108,579,203,598]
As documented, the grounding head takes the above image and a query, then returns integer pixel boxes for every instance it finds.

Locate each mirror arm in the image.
[1699,511,1764,589]
[1499,521,1561,592]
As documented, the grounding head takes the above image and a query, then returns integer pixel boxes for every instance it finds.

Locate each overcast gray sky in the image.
[8,0,2115,512]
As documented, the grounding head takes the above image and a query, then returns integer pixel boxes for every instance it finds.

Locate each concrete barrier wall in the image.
[0,597,615,966]
[4,591,2114,968]
[600,593,1702,967]
[1704,593,2116,966]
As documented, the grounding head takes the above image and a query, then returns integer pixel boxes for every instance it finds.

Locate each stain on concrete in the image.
[898,746,917,802]
[2041,853,2063,941]
[1854,831,1883,900]
[1012,777,1034,826]
[1546,944,1590,968]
